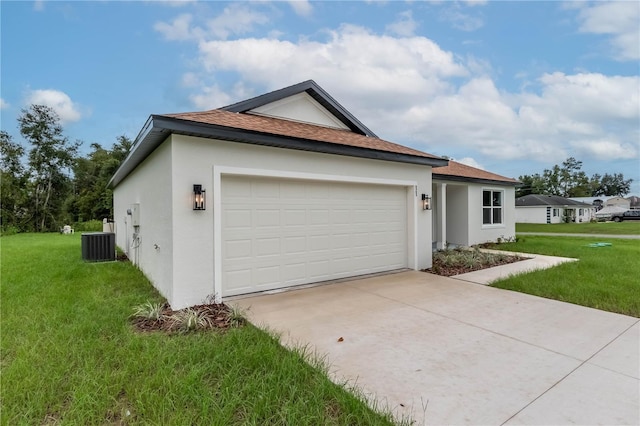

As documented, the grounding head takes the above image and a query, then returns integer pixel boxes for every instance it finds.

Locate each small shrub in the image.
[169,308,212,333]
[228,305,245,328]
[132,301,165,321]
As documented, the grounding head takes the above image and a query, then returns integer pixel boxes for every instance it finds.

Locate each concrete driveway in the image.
[234,271,639,425]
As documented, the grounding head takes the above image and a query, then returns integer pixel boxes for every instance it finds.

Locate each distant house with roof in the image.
[516,194,595,224]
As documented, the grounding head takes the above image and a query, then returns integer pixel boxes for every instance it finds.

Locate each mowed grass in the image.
[516,221,640,235]
[490,235,640,317]
[1,233,397,425]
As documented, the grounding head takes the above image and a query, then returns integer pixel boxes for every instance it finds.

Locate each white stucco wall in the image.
[446,184,469,246]
[115,134,433,309]
[516,206,546,223]
[113,140,174,302]
[468,184,516,245]
[516,206,594,224]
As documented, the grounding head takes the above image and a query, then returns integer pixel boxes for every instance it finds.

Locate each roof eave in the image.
[433,174,520,187]
[109,115,447,188]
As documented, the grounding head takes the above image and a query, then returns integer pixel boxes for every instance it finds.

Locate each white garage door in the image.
[221,175,408,296]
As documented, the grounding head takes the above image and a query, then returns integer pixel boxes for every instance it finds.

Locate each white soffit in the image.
[248,92,350,130]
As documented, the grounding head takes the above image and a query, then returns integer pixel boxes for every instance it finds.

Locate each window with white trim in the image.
[482,190,503,225]
[553,209,559,217]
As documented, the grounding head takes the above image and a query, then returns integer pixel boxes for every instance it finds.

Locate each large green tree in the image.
[67,135,132,222]
[0,131,28,232]
[517,157,633,198]
[18,105,80,231]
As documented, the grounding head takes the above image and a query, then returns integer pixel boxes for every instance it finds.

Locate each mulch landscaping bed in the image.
[131,303,242,333]
[424,249,526,277]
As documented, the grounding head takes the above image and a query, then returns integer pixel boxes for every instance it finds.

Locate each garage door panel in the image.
[221,176,408,296]
[310,210,329,224]
[284,236,306,254]
[257,209,280,227]
[225,239,252,259]
[256,237,280,257]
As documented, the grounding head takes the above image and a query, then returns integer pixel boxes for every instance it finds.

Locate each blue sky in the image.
[2,1,639,194]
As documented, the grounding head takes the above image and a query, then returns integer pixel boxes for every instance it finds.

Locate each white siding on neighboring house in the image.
[516,206,548,224]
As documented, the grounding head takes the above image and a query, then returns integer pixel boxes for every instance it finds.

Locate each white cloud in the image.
[576,1,640,61]
[25,89,82,124]
[0,98,9,110]
[181,72,200,88]
[206,4,269,39]
[457,157,484,169]
[154,13,204,41]
[288,0,313,17]
[189,84,232,110]
[159,17,639,165]
[440,5,484,31]
[33,0,44,12]
[463,0,487,6]
[386,10,419,37]
[569,138,638,161]
[160,0,196,7]
[155,5,269,41]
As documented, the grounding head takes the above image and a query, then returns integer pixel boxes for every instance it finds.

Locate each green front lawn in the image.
[490,236,640,317]
[1,234,396,425]
[516,221,640,235]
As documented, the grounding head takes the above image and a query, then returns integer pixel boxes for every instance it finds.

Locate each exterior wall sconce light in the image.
[193,184,206,210]
[422,193,432,211]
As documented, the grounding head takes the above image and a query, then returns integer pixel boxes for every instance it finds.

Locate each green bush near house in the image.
[491,235,640,318]
[1,233,398,425]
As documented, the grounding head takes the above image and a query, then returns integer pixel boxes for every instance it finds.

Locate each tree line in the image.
[516,157,633,199]
[1,105,132,233]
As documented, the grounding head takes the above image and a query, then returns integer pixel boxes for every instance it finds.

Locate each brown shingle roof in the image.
[162,109,441,160]
[433,160,519,184]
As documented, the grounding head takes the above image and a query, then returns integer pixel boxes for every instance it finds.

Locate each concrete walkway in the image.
[452,249,577,285]
[234,272,639,425]
[518,232,640,239]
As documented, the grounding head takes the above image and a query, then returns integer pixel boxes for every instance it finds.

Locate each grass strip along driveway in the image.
[516,221,640,235]
[490,235,640,318]
[1,234,396,425]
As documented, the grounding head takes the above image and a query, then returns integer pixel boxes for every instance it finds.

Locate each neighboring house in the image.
[606,196,631,210]
[516,194,595,224]
[432,161,519,249]
[109,80,448,309]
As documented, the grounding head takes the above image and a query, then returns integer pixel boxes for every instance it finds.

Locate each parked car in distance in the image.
[610,210,640,222]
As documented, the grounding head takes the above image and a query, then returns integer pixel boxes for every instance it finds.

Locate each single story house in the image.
[109,80,518,309]
[432,161,519,248]
[516,194,595,224]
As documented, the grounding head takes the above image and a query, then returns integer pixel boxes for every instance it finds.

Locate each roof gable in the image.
[248,92,350,131]
[222,80,377,137]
